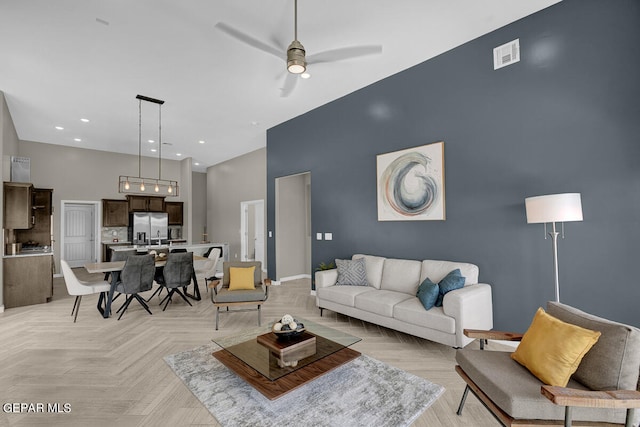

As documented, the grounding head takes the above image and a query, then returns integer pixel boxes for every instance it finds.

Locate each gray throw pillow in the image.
[335,258,369,286]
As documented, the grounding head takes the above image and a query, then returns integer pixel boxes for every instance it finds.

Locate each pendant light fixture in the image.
[119,95,179,196]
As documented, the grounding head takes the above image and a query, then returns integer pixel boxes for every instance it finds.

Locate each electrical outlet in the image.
[316,233,323,240]
[324,233,333,241]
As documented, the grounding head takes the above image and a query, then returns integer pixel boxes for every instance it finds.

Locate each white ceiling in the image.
[0,0,561,172]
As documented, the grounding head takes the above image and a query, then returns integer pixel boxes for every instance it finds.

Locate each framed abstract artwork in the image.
[377,141,446,221]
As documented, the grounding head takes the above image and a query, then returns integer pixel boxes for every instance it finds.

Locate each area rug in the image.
[164,343,444,427]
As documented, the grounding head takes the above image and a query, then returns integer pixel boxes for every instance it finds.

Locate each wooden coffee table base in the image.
[212,347,361,400]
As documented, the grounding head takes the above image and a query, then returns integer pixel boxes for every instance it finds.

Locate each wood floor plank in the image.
[0,271,502,426]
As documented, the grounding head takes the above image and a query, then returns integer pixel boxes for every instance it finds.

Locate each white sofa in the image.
[315,254,493,348]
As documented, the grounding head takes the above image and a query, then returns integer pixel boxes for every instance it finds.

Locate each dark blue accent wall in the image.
[267,0,640,331]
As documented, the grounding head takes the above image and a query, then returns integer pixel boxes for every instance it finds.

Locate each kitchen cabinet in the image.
[15,188,53,246]
[127,195,165,212]
[102,199,129,227]
[3,182,34,229]
[3,255,53,308]
[165,201,183,225]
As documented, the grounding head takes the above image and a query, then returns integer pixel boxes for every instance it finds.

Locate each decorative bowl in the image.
[272,316,305,340]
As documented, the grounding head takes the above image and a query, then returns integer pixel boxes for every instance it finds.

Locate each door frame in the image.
[60,200,101,265]
[240,199,265,269]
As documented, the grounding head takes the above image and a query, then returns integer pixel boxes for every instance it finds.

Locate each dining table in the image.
[85,255,206,318]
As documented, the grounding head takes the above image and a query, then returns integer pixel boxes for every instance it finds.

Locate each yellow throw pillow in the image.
[229,266,256,290]
[511,307,601,387]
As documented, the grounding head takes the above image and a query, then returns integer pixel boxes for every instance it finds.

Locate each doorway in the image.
[61,201,99,268]
[275,172,311,281]
[240,200,265,268]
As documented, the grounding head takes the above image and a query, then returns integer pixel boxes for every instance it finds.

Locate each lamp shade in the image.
[525,193,583,224]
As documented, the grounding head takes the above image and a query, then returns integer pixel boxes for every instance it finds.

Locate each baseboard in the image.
[278,274,311,282]
[0,304,4,313]
[310,290,316,296]
[53,273,63,278]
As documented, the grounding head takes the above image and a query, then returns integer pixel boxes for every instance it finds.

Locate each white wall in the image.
[207,148,266,266]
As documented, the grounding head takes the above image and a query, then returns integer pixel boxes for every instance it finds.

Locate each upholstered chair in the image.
[114,254,155,320]
[158,252,194,311]
[61,260,112,323]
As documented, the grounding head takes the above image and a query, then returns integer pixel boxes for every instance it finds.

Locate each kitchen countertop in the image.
[111,242,226,251]
[3,250,54,259]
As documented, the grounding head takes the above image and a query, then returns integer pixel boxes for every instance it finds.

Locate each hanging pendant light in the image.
[118,95,179,196]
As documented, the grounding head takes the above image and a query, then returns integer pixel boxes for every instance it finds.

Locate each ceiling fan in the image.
[215,0,382,97]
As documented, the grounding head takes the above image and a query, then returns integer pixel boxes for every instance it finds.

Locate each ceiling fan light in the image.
[287,40,306,74]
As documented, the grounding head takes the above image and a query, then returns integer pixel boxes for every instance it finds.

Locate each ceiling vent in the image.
[493,39,520,70]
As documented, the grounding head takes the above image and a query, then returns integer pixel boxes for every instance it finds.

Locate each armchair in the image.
[208,261,271,330]
[455,302,640,427]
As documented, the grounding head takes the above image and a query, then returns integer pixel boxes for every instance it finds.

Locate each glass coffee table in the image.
[212,317,361,400]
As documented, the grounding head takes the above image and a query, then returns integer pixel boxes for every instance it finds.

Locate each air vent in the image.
[493,39,520,70]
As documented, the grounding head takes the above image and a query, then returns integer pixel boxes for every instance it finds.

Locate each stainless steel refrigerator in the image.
[131,212,168,245]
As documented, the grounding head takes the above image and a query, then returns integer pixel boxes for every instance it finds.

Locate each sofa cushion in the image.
[511,308,601,387]
[456,349,626,423]
[316,285,372,307]
[353,254,385,289]
[335,258,369,286]
[547,301,640,391]
[394,298,456,334]
[421,260,478,285]
[416,278,439,310]
[380,258,422,294]
[214,286,265,303]
[435,269,466,307]
[354,290,412,317]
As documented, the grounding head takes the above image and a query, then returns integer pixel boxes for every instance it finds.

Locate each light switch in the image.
[316,233,323,240]
[324,232,333,241]
[268,231,273,238]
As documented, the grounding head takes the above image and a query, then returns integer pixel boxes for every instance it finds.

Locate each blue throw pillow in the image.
[416,278,439,310]
[435,269,465,307]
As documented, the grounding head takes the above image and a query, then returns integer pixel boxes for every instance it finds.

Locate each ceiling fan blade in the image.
[280,73,298,98]
[307,45,382,65]
[214,22,283,59]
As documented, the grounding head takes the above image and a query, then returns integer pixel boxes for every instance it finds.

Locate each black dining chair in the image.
[158,252,194,311]
[114,253,155,320]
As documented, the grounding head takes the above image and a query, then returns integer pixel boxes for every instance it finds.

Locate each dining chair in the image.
[108,249,138,302]
[61,259,112,323]
[195,248,221,294]
[114,253,155,320]
[158,252,194,311]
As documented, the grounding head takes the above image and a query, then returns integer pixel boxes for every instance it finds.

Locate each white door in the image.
[241,200,265,266]
[253,201,264,265]
[64,204,96,267]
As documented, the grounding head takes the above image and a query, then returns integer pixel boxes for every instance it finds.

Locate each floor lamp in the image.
[525,193,583,302]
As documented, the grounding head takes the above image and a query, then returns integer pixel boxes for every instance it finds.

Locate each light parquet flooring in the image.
[0,271,503,427]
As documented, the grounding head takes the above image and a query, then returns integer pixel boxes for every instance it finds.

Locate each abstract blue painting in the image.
[377,141,445,221]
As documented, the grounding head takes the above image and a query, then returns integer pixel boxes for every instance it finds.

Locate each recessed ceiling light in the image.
[148,139,154,143]
[198,140,205,144]
[55,126,64,130]
[194,162,200,166]
[176,153,182,157]
[74,138,82,142]
[251,121,259,126]
[150,148,157,152]
[301,72,311,79]
[80,118,90,123]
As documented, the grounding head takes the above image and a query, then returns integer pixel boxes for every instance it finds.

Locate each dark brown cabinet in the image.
[127,195,165,212]
[3,182,34,229]
[3,255,53,308]
[102,199,129,227]
[16,188,53,246]
[165,201,183,225]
